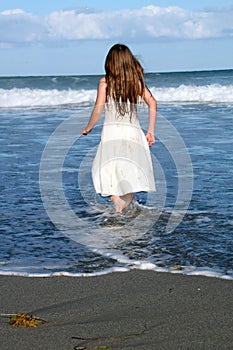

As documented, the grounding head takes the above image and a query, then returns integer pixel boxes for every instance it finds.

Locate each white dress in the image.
[92,101,156,196]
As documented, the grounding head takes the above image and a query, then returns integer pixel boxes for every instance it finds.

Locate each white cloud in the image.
[0,5,232,46]
[1,9,25,15]
[0,9,46,43]
[46,9,108,40]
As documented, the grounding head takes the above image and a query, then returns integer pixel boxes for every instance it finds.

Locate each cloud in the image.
[0,5,232,46]
[0,9,46,43]
[45,6,233,40]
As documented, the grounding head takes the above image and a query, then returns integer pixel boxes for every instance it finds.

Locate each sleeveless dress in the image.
[92,101,156,197]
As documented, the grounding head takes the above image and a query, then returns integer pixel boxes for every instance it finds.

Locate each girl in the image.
[82,44,157,213]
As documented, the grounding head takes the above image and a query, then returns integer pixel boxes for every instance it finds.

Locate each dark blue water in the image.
[0,70,232,278]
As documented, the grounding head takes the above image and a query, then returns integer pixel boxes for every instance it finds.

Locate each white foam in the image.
[0,263,232,280]
[152,84,233,103]
[0,87,97,108]
[1,84,233,108]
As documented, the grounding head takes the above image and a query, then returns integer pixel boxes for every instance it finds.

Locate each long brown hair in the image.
[105,44,145,117]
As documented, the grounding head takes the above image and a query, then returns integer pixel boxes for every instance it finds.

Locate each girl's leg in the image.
[110,195,126,214]
[110,193,133,214]
[121,193,133,206]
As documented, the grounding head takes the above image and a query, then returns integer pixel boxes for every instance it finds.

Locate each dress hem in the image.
[96,189,156,197]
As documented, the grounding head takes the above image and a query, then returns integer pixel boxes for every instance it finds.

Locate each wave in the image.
[0,87,97,108]
[0,84,233,107]
[151,83,233,104]
[0,263,232,280]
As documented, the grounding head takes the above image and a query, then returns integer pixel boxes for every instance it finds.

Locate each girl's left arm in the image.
[81,78,106,135]
[144,86,157,147]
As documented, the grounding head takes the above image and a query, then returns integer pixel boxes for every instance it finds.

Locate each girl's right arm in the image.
[81,78,107,135]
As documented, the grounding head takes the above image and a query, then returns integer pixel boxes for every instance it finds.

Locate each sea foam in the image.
[151,83,233,103]
[0,264,232,280]
[0,84,233,108]
[0,87,97,108]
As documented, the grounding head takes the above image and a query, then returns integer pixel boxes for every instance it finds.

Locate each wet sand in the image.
[0,270,232,349]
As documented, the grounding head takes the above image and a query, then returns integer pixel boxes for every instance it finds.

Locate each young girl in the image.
[82,44,157,214]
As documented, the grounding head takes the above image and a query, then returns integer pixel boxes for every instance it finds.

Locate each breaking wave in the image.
[0,83,233,108]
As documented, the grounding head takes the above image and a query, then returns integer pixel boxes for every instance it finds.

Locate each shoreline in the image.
[0,265,232,280]
[0,270,232,350]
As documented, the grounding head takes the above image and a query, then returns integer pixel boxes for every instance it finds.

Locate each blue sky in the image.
[0,0,233,76]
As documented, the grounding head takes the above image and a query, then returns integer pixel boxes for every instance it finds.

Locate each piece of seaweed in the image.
[1,313,48,328]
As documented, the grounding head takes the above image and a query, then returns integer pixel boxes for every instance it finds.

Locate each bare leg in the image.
[110,193,133,214]
[121,193,133,206]
[110,195,126,214]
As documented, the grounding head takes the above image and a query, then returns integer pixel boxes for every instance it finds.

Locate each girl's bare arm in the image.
[81,78,106,135]
[144,86,157,146]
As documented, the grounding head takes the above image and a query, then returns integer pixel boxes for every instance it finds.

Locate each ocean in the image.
[0,70,232,279]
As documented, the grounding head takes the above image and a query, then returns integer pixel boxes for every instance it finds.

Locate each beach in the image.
[0,270,232,350]
[0,70,233,349]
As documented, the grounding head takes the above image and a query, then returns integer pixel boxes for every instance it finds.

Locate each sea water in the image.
[0,70,232,279]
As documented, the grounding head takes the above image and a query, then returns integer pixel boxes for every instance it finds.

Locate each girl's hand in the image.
[146,132,155,147]
[81,126,91,136]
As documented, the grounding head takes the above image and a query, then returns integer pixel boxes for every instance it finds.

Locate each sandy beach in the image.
[0,270,232,350]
